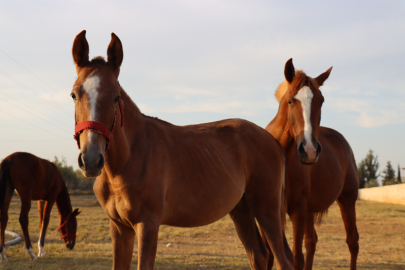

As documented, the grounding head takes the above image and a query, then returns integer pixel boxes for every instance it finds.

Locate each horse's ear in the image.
[314,67,333,86]
[72,30,89,69]
[107,33,123,74]
[73,208,81,216]
[284,58,295,83]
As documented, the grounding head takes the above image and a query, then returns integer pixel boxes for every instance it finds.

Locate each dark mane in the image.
[141,113,174,126]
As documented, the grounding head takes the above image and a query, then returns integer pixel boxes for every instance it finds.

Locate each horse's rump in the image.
[0,159,13,210]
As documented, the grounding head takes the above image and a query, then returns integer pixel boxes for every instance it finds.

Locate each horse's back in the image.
[5,152,61,200]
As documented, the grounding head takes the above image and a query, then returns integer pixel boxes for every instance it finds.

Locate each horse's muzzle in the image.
[78,151,104,177]
[297,140,322,165]
[66,239,76,250]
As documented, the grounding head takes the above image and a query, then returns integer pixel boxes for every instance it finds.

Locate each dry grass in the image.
[1,195,405,269]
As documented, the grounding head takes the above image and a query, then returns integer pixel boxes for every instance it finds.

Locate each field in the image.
[1,195,405,270]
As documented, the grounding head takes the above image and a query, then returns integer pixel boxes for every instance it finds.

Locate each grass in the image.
[1,195,405,269]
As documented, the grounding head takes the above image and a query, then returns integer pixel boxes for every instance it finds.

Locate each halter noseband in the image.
[57,211,77,239]
[74,99,124,151]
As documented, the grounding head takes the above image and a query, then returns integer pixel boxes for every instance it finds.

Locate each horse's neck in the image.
[56,184,73,222]
[265,99,294,152]
[103,87,145,176]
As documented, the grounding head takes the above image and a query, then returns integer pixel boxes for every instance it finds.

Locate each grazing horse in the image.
[70,30,293,270]
[263,59,359,269]
[0,152,80,261]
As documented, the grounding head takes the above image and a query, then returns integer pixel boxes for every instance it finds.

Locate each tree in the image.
[52,156,78,189]
[358,160,367,189]
[358,150,380,188]
[398,165,402,183]
[382,161,396,186]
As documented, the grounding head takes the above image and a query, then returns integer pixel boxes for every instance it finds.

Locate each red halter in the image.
[74,99,124,151]
[57,211,77,239]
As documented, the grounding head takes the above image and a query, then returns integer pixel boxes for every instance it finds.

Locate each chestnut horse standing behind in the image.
[0,152,80,262]
[263,59,359,269]
[70,30,293,270]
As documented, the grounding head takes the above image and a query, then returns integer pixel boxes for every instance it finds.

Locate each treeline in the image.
[358,150,402,189]
[52,156,95,193]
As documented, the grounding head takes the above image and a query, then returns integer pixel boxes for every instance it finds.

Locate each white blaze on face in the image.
[83,76,100,121]
[294,86,314,149]
[83,76,100,143]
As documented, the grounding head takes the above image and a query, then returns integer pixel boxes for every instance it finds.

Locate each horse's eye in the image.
[321,100,324,105]
[114,94,121,104]
[288,100,293,105]
[70,93,76,100]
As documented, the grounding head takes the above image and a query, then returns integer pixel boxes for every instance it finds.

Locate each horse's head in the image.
[58,208,81,250]
[71,30,124,177]
[278,59,332,165]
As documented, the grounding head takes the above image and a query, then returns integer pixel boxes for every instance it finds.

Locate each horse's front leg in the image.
[289,203,307,270]
[110,219,136,270]
[134,220,160,270]
[37,200,55,258]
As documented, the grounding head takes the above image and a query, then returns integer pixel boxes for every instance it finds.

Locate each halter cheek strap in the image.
[74,99,124,151]
[57,211,76,239]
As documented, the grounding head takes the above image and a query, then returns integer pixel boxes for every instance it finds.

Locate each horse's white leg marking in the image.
[0,247,7,262]
[37,231,45,258]
[83,75,100,144]
[294,86,316,159]
[27,247,37,261]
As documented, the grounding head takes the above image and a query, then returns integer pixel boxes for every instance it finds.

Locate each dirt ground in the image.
[1,195,405,269]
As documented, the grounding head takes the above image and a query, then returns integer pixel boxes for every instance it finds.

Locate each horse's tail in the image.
[314,210,328,226]
[0,159,13,210]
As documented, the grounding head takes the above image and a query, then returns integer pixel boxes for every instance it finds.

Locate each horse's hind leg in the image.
[229,197,269,270]
[259,226,292,269]
[19,198,37,261]
[304,213,317,270]
[0,192,13,262]
[337,192,359,270]
[245,191,292,269]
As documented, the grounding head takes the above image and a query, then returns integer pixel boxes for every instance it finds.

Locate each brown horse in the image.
[0,152,80,262]
[70,30,293,270]
[263,59,359,269]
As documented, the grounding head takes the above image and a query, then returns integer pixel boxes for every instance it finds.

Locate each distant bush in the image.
[52,156,95,193]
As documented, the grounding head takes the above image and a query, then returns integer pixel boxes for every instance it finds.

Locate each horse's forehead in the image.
[83,75,100,94]
[294,86,313,100]
[290,78,321,99]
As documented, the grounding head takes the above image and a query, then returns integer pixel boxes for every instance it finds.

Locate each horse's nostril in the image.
[78,153,85,169]
[97,154,105,170]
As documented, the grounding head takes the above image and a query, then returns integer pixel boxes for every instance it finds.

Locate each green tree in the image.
[358,150,380,188]
[382,161,396,186]
[398,165,402,183]
[358,160,367,189]
[52,156,78,189]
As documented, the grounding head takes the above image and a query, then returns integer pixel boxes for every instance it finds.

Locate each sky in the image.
[0,0,404,179]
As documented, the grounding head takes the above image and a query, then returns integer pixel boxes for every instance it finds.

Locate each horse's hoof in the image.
[27,248,37,261]
[0,248,7,262]
[37,243,46,258]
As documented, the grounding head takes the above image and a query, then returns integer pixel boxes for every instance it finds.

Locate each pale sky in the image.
[0,0,404,178]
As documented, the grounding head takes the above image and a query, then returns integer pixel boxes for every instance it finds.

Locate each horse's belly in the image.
[161,185,244,227]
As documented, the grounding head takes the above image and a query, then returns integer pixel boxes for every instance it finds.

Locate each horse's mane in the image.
[274,70,310,103]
